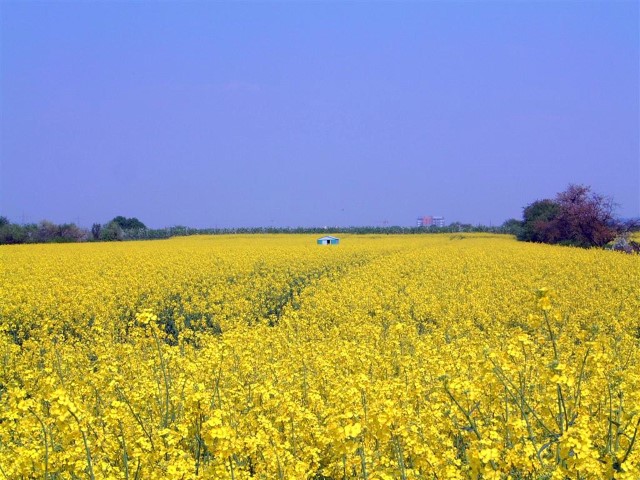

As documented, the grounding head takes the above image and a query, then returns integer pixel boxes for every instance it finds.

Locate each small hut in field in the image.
[317,236,339,245]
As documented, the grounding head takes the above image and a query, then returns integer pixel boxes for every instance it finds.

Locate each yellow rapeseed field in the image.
[0,234,638,479]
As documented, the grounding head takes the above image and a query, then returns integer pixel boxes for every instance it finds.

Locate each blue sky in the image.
[1,1,638,228]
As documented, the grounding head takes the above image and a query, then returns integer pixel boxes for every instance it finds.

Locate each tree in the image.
[519,185,619,248]
[35,220,60,243]
[100,221,124,241]
[91,223,102,240]
[500,218,524,237]
[620,217,640,232]
[552,184,617,247]
[519,199,561,243]
[0,220,27,244]
[33,221,86,243]
[57,223,86,242]
[111,216,146,230]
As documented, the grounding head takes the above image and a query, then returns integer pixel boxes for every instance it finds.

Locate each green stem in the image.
[116,387,155,450]
[195,413,202,476]
[30,408,49,480]
[358,443,369,480]
[290,415,296,458]
[152,329,171,428]
[119,421,129,480]
[134,459,141,480]
[606,384,614,455]
[504,386,511,448]
[443,381,481,440]
[490,359,554,437]
[393,434,407,480]
[67,408,95,480]
[543,311,558,361]
[557,384,568,433]
[619,416,640,465]
[574,346,591,412]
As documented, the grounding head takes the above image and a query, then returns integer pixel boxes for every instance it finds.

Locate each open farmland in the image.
[0,234,638,479]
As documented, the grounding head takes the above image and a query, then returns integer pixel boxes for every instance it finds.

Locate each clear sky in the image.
[1,1,638,229]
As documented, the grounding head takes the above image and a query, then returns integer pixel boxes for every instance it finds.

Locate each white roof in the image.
[318,236,339,240]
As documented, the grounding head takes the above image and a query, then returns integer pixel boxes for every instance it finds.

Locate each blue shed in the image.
[317,235,340,245]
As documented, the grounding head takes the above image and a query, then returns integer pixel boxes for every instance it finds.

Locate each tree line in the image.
[2,185,638,249]
[0,216,149,244]
[0,216,518,245]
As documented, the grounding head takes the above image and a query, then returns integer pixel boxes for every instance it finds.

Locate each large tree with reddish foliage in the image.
[553,184,618,247]
[518,184,619,247]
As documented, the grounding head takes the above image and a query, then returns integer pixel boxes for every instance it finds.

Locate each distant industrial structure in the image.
[416,216,445,228]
